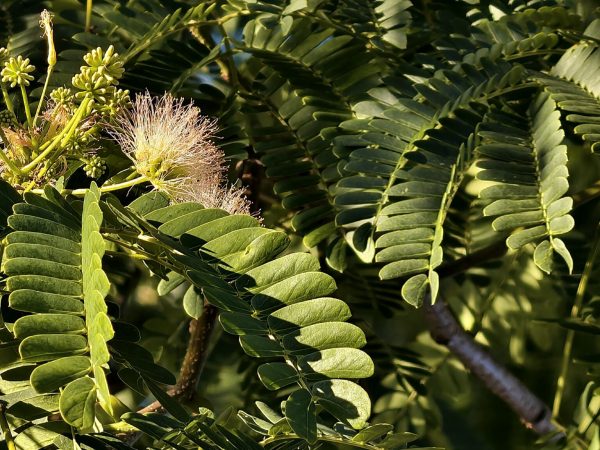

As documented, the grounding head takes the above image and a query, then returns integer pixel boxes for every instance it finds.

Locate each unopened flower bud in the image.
[40,10,56,67]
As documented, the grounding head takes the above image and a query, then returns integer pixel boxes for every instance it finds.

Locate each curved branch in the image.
[423,294,562,437]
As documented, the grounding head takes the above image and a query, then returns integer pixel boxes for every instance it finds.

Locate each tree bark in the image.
[138,303,218,414]
[423,295,561,437]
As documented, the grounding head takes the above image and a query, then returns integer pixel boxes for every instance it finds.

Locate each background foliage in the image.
[0,0,600,449]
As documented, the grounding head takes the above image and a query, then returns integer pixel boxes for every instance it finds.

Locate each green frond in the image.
[476,94,574,274]
[1,184,112,430]
[125,37,215,93]
[122,404,422,450]
[316,0,413,51]
[105,192,376,439]
[0,186,173,441]
[0,0,41,52]
[240,15,382,248]
[47,1,212,96]
[241,66,340,247]
[472,4,580,30]
[535,19,600,152]
[90,0,210,65]
[122,5,211,65]
[435,5,578,70]
[336,59,525,306]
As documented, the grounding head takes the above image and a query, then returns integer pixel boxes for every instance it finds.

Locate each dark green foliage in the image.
[0,1,600,449]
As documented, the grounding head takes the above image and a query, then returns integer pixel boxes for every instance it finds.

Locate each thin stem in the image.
[1,84,14,114]
[31,175,149,196]
[85,0,93,32]
[20,85,32,129]
[504,49,565,61]
[105,249,150,260]
[103,235,181,274]
[0,404,16,450]
[552,223,600,418]
[438,240,507,279]
[216,23,239,86]
[72,176,149,195]
[190,28,231,85]
[122,9,252,64]
[33,66,54,126]
[201,11,251,27]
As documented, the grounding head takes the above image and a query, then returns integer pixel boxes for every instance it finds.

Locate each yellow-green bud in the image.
[50,87,74,106]
[40,10,56,67]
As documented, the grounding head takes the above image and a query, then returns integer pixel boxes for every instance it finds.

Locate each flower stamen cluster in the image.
[112,92,251,215]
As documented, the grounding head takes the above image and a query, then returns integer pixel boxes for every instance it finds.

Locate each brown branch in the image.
[423,294,562,438]
[420,181,600,438]
[138,303,218,414]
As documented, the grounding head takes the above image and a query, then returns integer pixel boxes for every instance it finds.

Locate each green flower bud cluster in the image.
[83,46,124,83]
[72,45,126,105]
[1,55,35,87]
[82,154,107,179]
[0,110,17,128]
[50,87,75,107]
[97,87,131,118]
[66,125,94,153]
[41,156,69,181]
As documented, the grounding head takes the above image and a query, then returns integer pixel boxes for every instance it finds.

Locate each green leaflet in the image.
[312,379,371,429]
[281,322,367,353]
[257,363,299,390]
[285,389,317,443]
[351,423,394,443]
[183,285,204,319]
[477,94,574,274]
[13,314,86,339]
[19,335,88,362]
[12,422,70,450]
[59,377,97,431]
[279,0,411,50]
[267,298,352,334]
[297,348,374,379]
[1,183,115,430]
[30,357,91,393]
